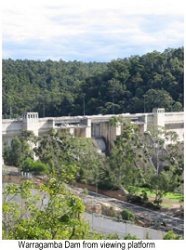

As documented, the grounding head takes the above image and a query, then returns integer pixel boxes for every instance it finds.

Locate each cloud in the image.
[2,0,184,61]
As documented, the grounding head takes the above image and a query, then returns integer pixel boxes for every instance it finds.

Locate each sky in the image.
[2,0,184,62]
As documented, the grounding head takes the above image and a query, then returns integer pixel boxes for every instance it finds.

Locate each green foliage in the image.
[34,129,105,185]
[108,120,152,194]
[3,179,90,239]
[127,193,160,210]
[165,192,183,201]
[120,209,135,222]
[140,190,148,202]
[144,130,184,207]
[35,130,80,182]
[21,158,49,174]
[3,131,36,167]
[2,179,121,240]
[106,121,183,207]
[144,89,173,112]
[163,230,181,240]
[134,187,183,202]
[3,48,183,118]
[124,233,139,240]
[76,138,106,186]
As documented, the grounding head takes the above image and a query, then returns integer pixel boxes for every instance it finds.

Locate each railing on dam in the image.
[2,112,184,138]
[164,112,184,123]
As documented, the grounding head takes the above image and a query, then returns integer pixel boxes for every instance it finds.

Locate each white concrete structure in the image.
[2,109,184,150]
[23,112,39,136]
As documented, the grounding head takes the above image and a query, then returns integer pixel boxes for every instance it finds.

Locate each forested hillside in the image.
[3,47,183,118]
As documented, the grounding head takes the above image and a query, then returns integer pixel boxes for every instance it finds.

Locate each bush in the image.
[108,207,118,218]
[21,158,49,174]
[163,230,181,240]
[124,233,138,239]
[3,135,34,167]
[144,201,160,210]
[3,145,13,166]
[127,194,143,204]
[120,209,135,222]
[140,191,148,202]
[127,194,160,210]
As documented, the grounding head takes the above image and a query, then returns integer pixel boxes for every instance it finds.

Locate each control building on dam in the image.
[2,108,184,153]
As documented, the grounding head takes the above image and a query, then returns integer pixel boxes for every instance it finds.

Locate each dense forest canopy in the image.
[3,47,184,118]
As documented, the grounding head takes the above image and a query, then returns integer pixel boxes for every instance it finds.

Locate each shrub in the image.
[140,191,148,202]
[120,208,135,222]
[3,135,34,167]
[124,233,138,239]
[108,207,118,218]
[21,158,49,174]
[127,194,160,210]
[3,145,13,166]
[127,194,143,204]
[163,230,181,240]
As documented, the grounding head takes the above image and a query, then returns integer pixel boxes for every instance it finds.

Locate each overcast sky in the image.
[2,0,184,62]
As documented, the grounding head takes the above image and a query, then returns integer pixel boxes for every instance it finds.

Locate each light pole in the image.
[143,95,146,113]
[82,95,85,116]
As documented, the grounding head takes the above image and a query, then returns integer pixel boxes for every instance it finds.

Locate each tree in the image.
[3,47,183,117]
[2,130,120,240]
[74,137,105,187]
[3,179,92,239]
[107,118,151,195]
[35,130,79,183]
[3,178,122,239]
[106,119,183,207]
[144,89,173,112]
[35,129,105,185]
[144,130,184,207]
[3,131,36,167]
